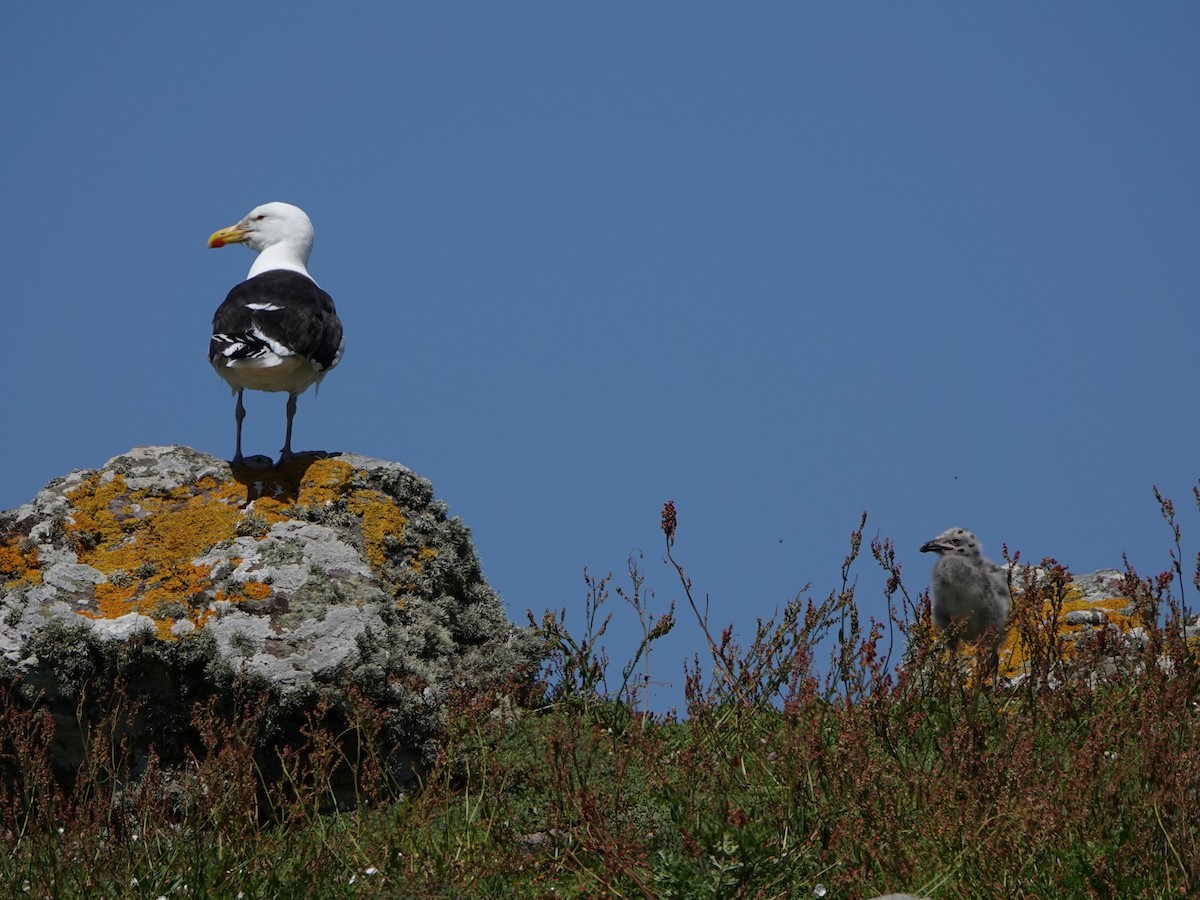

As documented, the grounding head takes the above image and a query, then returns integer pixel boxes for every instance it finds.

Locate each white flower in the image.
[813,885,828,898]
[365,866,379,876]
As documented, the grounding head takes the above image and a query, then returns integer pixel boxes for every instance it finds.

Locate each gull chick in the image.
[920,527,1011,670]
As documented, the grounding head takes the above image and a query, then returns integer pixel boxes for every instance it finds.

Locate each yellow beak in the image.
[208,224,250,249]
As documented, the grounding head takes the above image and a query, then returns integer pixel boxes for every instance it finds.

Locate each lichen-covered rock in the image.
[996,565,1149,681]
[903,563,1160,688]
[0,445,542,779]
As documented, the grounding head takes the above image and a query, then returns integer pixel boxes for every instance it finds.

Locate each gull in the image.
[920,527,1011,678]
[207,202,345,465]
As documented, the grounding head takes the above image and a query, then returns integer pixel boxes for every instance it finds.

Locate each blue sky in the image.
[3,5,1197,711]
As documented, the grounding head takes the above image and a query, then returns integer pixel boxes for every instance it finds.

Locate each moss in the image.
[20,617,107,701]
[236,512,270,538]
[412,546,439,572]
[149,601,189,620]
[19,620,245,769]
[108,570,134,588]
[228,630,259,656]
[257,538,305,568]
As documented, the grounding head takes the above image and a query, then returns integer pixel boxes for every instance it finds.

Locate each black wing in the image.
[210,270,343,371]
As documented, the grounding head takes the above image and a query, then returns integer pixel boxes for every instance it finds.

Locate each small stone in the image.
[1065,609,1107,626]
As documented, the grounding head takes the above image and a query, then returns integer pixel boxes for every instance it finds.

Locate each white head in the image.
[208,202,316,279]
[920,527,983,560]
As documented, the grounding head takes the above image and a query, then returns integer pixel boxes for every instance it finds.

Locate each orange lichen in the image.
[242,581,272,601]
[248,458,361,524]
[297,459,359,505]
[931,578,1147,683]
[154,618,178,641]
[248,458,411,574]
[361,502,408,572]
[995,586,1143,679]
[411,546,438,572]
[64,472,245,630]
[54,458,424,636]
[0,536,41,588]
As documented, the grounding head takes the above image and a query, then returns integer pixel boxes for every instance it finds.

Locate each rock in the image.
[0,445,543,788]
[1068,568,1125,604]
[907,561,1155,688]
[518,829,571,853]
[1064,609,1108,627]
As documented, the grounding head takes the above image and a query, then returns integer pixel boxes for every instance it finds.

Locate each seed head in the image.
[661,500,677,546]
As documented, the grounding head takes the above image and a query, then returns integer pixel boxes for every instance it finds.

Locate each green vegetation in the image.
[1,502,1198,898]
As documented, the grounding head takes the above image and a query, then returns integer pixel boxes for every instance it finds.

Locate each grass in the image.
[2,499,1199,898]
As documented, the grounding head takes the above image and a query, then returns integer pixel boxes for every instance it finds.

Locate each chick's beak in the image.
[208,224,250,249]
[920,540,942,554]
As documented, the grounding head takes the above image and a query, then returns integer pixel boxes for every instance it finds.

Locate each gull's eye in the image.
[255,215,266,221]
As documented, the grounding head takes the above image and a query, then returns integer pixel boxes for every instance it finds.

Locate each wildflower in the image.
[813,885,828,898]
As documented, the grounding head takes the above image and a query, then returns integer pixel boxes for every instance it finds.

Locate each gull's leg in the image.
[279,392,298,462]
[233,390,247,464]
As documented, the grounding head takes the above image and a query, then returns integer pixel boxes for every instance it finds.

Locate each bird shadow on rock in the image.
[229,450,343,504]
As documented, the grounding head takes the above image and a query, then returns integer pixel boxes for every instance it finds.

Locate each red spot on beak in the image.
[210,239,225,248]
